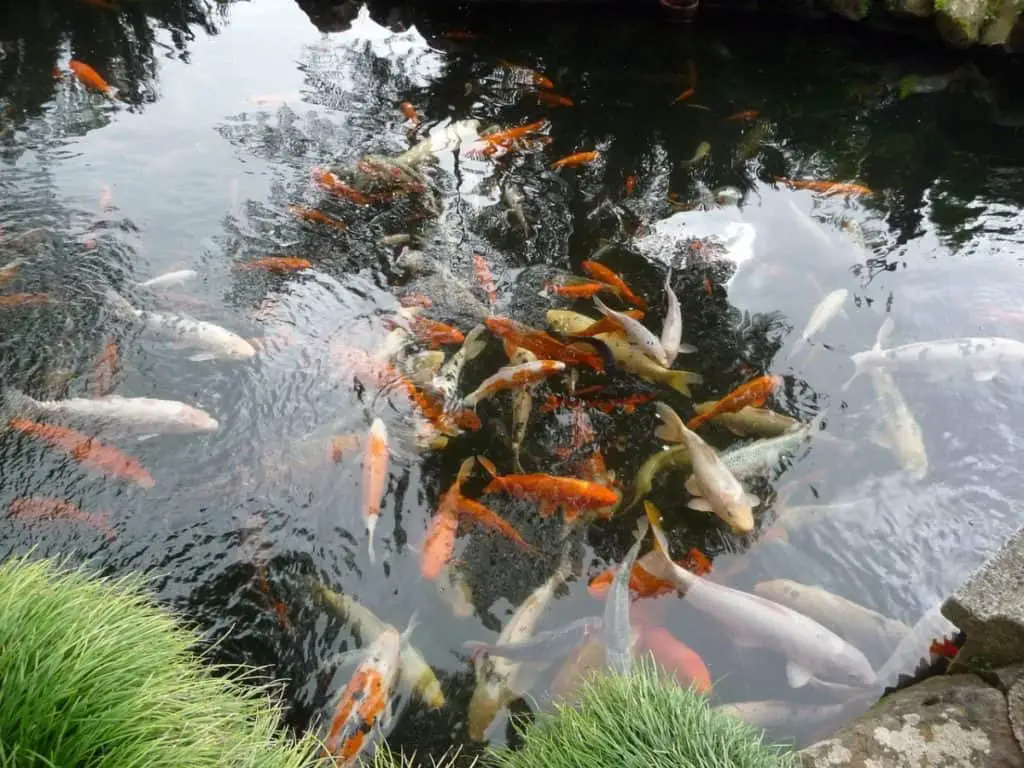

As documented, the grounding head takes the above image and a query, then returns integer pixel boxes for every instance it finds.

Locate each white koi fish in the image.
[462,360,565,408]
[593,296,669,366]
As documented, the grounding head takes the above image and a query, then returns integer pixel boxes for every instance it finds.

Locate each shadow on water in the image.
[2,0,1024,759]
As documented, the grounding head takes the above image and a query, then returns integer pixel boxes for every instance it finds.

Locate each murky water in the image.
[3,0,1024,758]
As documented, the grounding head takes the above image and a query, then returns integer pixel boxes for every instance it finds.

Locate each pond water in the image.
[3,0,1024,759]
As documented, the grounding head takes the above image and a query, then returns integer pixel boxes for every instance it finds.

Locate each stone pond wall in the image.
[799,524,1024,766]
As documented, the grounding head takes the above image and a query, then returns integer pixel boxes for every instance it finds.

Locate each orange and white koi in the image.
[322,626,403,765]
[462,360,566,408]
[686,374,783,430]
[361,418,389,563]
[399,101,420,125]
[453,495,533,552]
[91,338,119,397]
[542,280,613,300]
[580,260,648,310]
[472,253,498,307]
[478,456,618,523]
[8,417,154,487]
[497,61,554,90]
[485,316,605,372]
[550,150,600,170]
[776,177,873,197]
[8,496,117,542]
[637,624,712,693]
[575,308,645,337]
[235,256,312,273]
[725,110,760,122]
[289,205,347,230]
[312,167,372,205]
[68,60,115,98]
[402,316,465,348]
[421,457,476,580]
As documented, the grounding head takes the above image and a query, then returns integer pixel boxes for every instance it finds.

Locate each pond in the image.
[2,0,1024,759]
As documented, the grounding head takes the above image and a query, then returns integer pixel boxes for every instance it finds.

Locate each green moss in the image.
[0,555,320,768]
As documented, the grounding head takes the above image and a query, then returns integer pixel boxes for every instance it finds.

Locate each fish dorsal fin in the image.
[786,661,813,689]
[476,455,499,479]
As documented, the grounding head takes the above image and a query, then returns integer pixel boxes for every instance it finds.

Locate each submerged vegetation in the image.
[0,555,319,767]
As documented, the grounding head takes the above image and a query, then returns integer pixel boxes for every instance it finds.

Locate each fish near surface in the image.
[477,456,619,522]
[660,269,696,364]
[432,324,488,405]
[9,496,117,542]
[546,310,702,397]
[311,581,445,710]
[462,360,566,408]
[604,519,650,675]
[506,343,537,472]
[636,624,711,694]
[690,402,801,438]
[463,616,601,664]
[686,375,783,431]
[642,505,877,689]
[486,316,606,372]
[579,260,648,311]
[593,296,669,366]
[420,457,476,580]
[787,288,849,360]
[468,545,573,741]
[866,366,928,480]
[654,403,758,534]
[846,316,1024,388]
[361,418,389,563]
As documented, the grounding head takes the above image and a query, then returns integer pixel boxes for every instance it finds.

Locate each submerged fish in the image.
[687,375,782,431]
[593,296,668,366]
[547,310,702,397]
[8,496,117,542]
[462,360,566,408]
[787,288,849,360]
[421,458,476,580]
[690,402,801,438]
[311,582,445,709]
[506,344,537,472]
[3,388,218,436]
[580,260,648,310]
[867,367,928,480]
[654,403,758,534]
[453,495,532,552]
[478,456,619,523]
[660,270,694,364]
[777,177,872,197]
[137,269,199,290]
[486,316,606,372]
[716,698,862,731]
[361,418,389,563]
[472,253,499,307]
[623,444,692,510]
[681,141,711,167]
[637,623,711,693]
[464,617,601,664]
[550,150,600,170]
[433,324,488,404]
[69,60,115,97]
[642,505,876,689]
[604,519,649,674]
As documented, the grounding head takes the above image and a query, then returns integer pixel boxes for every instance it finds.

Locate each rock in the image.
[934,0,991,46]
[820,0,872,20]
[886,0,933,17]
[980,0,1023,45]
[988,664,1024,693]
[943,525,1024,668]
[1008,676,1024,754]
[799,675,1024,767]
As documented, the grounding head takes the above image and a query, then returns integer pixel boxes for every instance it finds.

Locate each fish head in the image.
[467,682,503,742]
[829,646,878,688]
[232,340,258,359]
[724,500,755,535]
[184,407,220,432]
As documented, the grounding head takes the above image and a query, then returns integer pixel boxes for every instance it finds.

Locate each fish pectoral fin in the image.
[785,661,813,689]
[676,343,699,355]
[683,474,703,496]
[972,366,999,382]
[743,492,761,509]
[687,497,714,513]
[188,352,217,362]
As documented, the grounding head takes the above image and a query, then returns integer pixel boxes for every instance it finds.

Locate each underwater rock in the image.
[820,0,872,21]
[885,0,933,17]
[934,0,991,46]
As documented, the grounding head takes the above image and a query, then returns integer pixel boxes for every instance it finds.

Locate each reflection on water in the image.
[2,0,1024,759]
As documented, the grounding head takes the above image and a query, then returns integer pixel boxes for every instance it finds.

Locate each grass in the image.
[0,555,320,768]
[486,657,797,768]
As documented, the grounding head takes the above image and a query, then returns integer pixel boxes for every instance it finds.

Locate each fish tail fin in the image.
[462,325,489,362]
[455,457,477,485]
[103,288,137,319]
[401,611,419,642]
[840,356,864,392]
[2,387,39,417]
[476,455,499,479]
[785,337,806,361]
[874,316,895,352]
[366,518,378,563]
[664,369,703,398]
[644,501,670,554]
[653,402,688,443]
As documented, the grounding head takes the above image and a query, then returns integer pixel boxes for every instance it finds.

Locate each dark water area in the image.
[2,0,1024,760]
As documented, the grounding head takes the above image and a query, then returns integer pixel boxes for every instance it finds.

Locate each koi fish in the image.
[485,316,605,372]
[472,253,498,306]
[329,434,362,463]
[481,120,548,150]
[137,269,198,290]
[405,316,465,348]
[478,456,618,523]
[690,402,801,438]
[421,457,476,580]
[9,417,155,487]
[654,403,758,534]
[573,309,645,337]
[432,325,488,405]
[536,91,574,108]
[464,617,601,664]
[725,110,760,121]
[8,496,117,542]
[454,495,532,552]
[362,418,389,563]
[235,256,312,273]
[497,61,554,89]
[91,338,119,397]
[322,625,404,764]
[867,366,928,481]
[625,174,637,197]
[686,375,783,431]
[661,270,695,364]
[642,503,877,689]
[672,87,696,103]
[543,280,613,300]
[546,310,702,397]
[788,288,849,360]
[311,167,371,205]
[399,102,420,125]
[289,205,347,230]
[0,293,52,308]
[929,638,960,659]
[3,388,218,436]
[0,259,22,287]
[311,582,445,709]
[604,519,649,674]
[637,624,712,693]
[588,546,710,600]
[776,177,873,197]
[580,260,648,311]
[68,60,115,97]
[399,293,433,309]
[506,344,536,473]
[593,296,668,365]
[550,151,600,170]
[462,360,566,408]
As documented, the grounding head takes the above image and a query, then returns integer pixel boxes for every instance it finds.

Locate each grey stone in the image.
[1008,676,1024,753]
[799,675,1024,767]
[988,665,1024,693]
[943,525,1024,668]
[980,0,1023,45]
[934,0,991,45]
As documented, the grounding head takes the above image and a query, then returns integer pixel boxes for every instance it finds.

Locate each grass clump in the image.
[487,657,797,768]
[0,555,320,768]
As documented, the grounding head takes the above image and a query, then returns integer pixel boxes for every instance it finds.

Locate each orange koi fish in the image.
[685,374,782,430]
[638,624,712,693]
[399,102,420,125]
[478,456,618,523]
[575,308,645,337]
[726,110,760,122]
[485,316,605,372]
[398,316,464,348]
[91,338,119,397]
[543,280,612,300]
[323,627,402,764]
[472,253,498,307]
[453,495,532,552]
[235,256,312,273]
[362,418,389,563]
[398,293,433,309]
[462,360,566,408]
[421,457,476,580]
[68,60,114,97]
[550,151,600,170]
[0,293,53,308]
[255,564,293,633]
[289,205,347,230]
[311,167,372,205]
[8,417,154,487]
[776,177,873,197]
[539,390,656,416]
[587,554,678,601]
[329,434,362,463]
[625,174,637,197]
[440,29,478,40]
[481,120,548,150]
[580,260,648,311]
[672,87,696,104]
[536,91,574,108]
[497,61,554,89]
[8,496,117,542]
